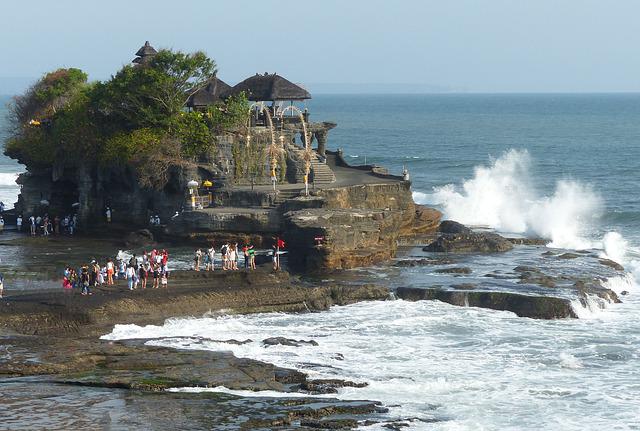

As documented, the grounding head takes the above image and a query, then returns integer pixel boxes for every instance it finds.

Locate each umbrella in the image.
[203,180,213,187]
[187,180,199,188]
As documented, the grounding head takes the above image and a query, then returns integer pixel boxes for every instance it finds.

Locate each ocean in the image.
[3,94,640,429]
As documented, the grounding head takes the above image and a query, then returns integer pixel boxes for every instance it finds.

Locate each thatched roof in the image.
[186,76,232,107]
[132,41,157,64]
[223,73,311,101]
[136,41,157,57]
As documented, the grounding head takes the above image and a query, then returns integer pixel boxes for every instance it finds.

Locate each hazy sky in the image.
[2,0,640,93]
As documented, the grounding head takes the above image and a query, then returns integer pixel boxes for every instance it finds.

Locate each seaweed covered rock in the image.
[395,286,577,319]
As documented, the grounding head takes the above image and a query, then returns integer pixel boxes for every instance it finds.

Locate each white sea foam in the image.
[167,386,333,398]
[104,299,640,430]
[558,352,583,369]
[0,172,19,186]
[420,149,602,250]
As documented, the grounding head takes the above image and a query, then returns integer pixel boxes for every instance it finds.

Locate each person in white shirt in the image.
[16,215,22,232]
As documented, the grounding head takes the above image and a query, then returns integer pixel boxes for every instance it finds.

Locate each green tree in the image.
[95,50,216,129]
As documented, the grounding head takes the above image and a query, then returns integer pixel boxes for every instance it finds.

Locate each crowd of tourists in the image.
[12,213,79,236]
[62,249,170,295]
[192,237,285,271]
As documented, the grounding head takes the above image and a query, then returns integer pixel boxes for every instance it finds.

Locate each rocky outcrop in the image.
[424,221,513,253]
[395,286,578,319]
[283,182,441,273]
[0,270,389,337]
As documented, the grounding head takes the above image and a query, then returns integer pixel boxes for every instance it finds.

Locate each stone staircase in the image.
[274,188,303,204]
[289,146,336,186]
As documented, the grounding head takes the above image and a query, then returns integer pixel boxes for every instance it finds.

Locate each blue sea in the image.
[3,94,640,429]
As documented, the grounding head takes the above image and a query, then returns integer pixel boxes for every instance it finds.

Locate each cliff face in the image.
[283,182,441,273]
[16,163,193,226]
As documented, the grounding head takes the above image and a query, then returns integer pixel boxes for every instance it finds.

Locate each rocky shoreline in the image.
[0,218,628,429]
[0,269,408,429]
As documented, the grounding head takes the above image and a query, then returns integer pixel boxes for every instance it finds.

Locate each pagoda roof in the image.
[222,73,311,101]
[135,41,158,57]
[186,76,232,107]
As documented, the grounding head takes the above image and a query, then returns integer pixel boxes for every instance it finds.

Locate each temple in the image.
[11,42,440,273]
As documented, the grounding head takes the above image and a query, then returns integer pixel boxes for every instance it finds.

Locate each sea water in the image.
[4,93,640,429]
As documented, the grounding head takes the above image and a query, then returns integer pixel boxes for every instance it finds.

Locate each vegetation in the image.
[4,49,251,189]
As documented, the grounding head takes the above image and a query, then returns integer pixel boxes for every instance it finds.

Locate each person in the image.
[160,272,168,288]
[229,244,237,270]
[0,272,4,298]
[70,215,77,235]
[80,266,91,295]
[16,215,22,232]
[53,215,60,234]
[149,215,155,226]
[0,201,4,213]
[105,207,112,223]
[154,215,161,226]
[152,261,160,289]
[138,261,148,289]
[221,243,229,270]
[0,216,4,233]
[242,244,250,269]
[161,249,169,275]
[273,236,285,271]
[194,248,202,271]
[128,254,138,271]
[249,245,256,270]
[106,258,115,285]
[62,268,73,291]
[118,259,127,280]
[206,245,215,271]
[69,268,78,289]
[126,265,136,290]
[29,215,36,236]
[42,216,50,236]
[90,259,100,287]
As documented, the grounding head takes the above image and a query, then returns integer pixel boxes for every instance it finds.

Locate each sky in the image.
[1,0,640,94]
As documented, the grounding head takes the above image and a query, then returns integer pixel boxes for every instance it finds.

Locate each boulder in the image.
[124,229,155,247]
[434,267,472,275]
[598,258,624,271]
[423,221,513,253]
[438,220,471,234]
[263,337,319,347]
[394,258,455,267]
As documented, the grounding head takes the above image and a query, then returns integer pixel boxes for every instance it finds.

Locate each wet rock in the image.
[541,251,556,257]
[451,283,476,290]
[299,379,368,394]
[507,238,549,246]
[424,231,513,253]
[621,290,629,296]
[124,229,155,247]
[517,268,558,288]
[383,423,411,430]
[394,258,455,267]
[573,280,621,303]
[558,253,580,260]
[395,286,577,319]
[301,419,358,429]
[434,267,472,275]
[424,221,513,253]
[438,220,472,234]
[513,265,543,274]
[263,337,319,347]
[598,258,624,271]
